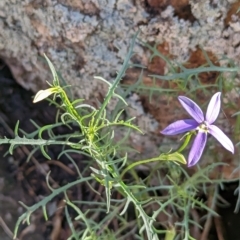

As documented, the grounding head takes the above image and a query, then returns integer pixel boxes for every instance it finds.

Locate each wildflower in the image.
[33,87,58,103]
[161,92,234,167]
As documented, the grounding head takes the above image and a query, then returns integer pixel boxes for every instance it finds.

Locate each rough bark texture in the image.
[0,0,239,172]
[1,0,239,94]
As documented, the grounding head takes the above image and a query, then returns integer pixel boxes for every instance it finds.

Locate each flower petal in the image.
[161,119,198,135]
[206,92,221,124]
[188,132,207,167]
[208,125,234,153]
[178,96,204,123]
[33,88,57,103]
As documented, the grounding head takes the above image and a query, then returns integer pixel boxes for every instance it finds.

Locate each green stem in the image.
[121,132,193,178]
[111,171,156,240]
[150,66,240,80]
[121,156,166,179]
[95,32,138,122]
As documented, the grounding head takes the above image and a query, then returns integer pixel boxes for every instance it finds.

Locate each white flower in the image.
[33,88,57,103]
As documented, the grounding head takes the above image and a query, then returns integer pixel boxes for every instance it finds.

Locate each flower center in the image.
[198,121,208,133]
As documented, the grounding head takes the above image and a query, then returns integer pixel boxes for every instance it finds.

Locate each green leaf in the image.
[44,54,60,86]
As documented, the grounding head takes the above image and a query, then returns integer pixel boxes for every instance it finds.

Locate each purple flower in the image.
[161,92,234,167]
